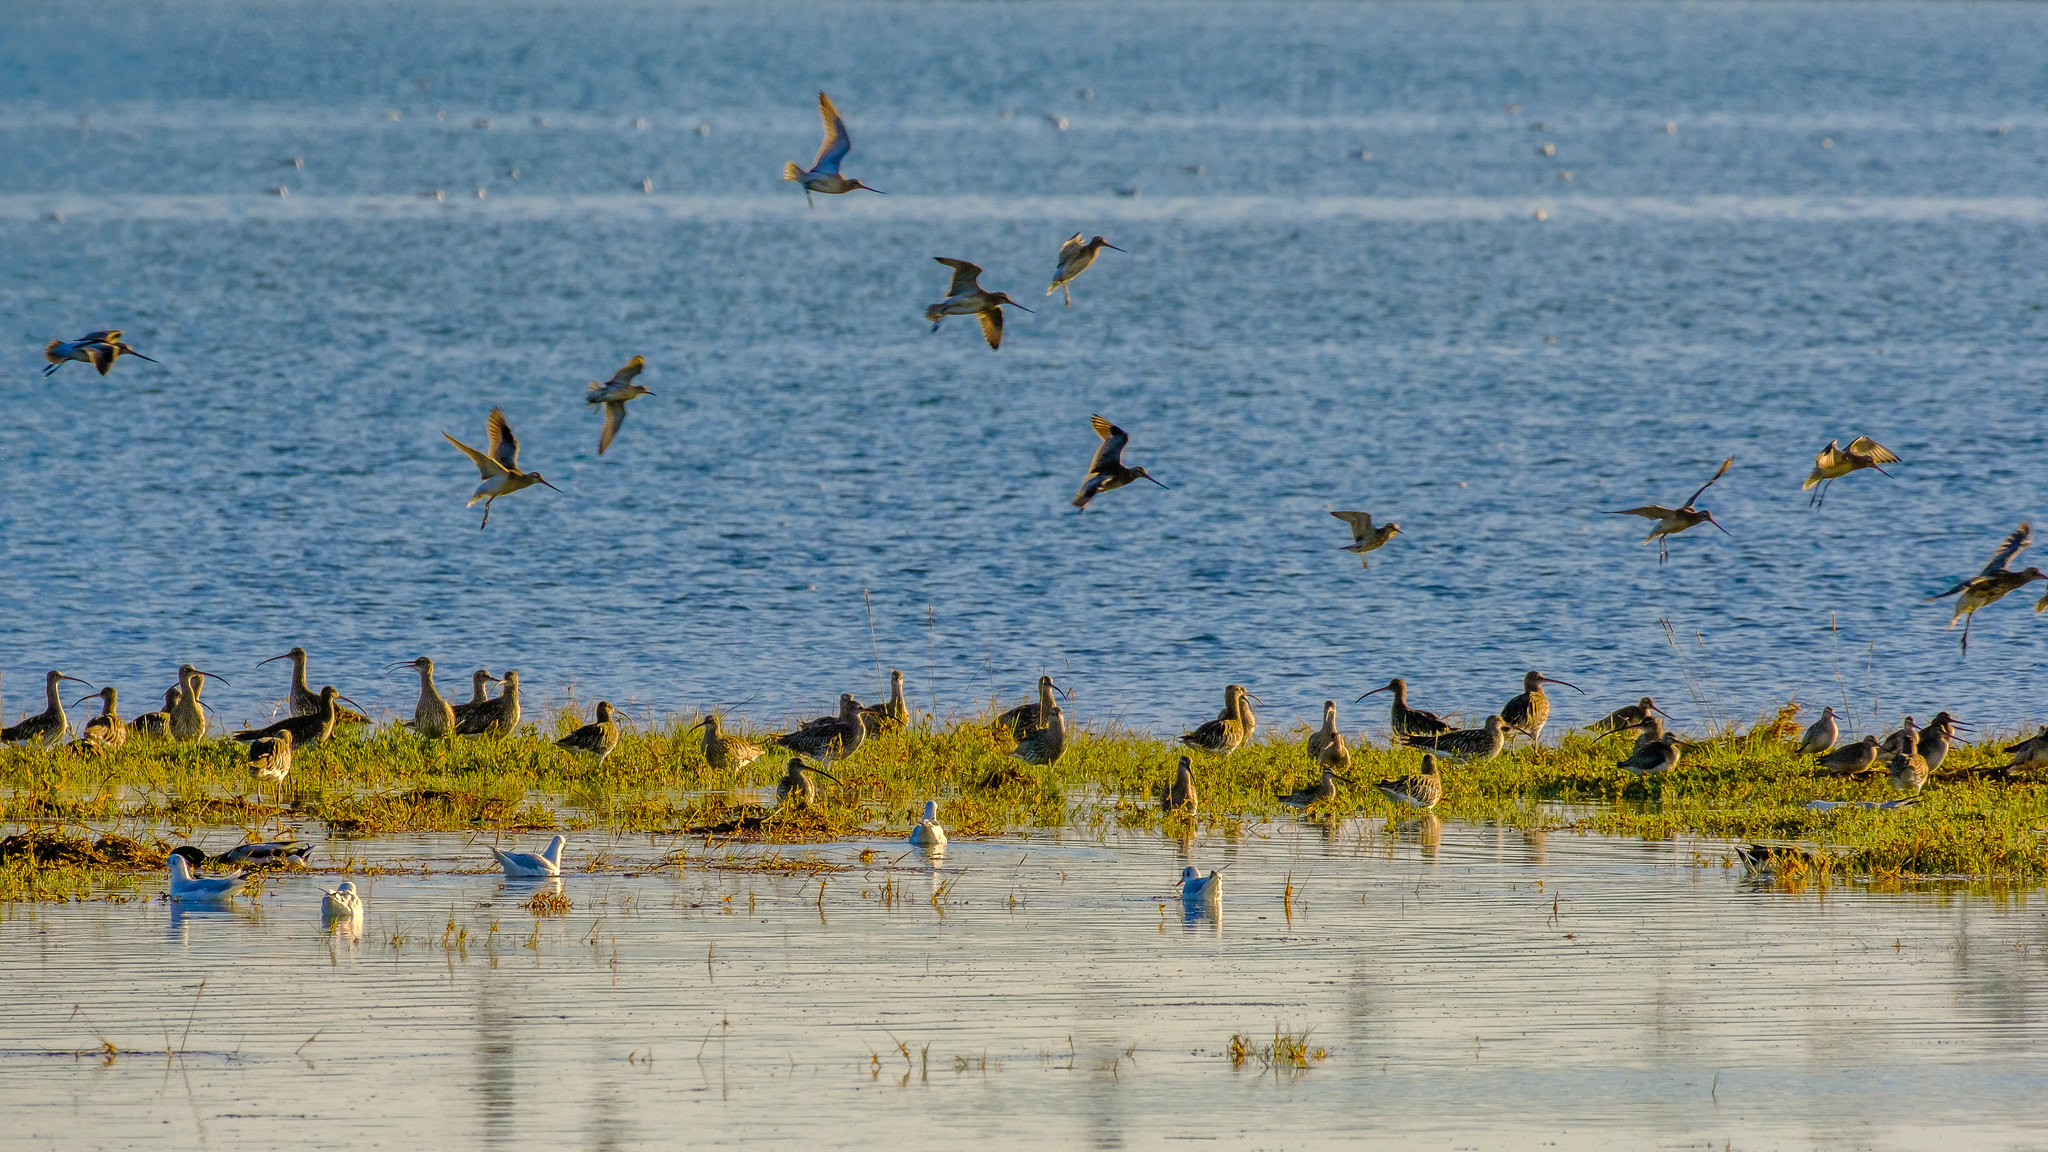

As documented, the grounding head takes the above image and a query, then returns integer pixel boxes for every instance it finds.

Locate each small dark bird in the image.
[1073,414,1167,510]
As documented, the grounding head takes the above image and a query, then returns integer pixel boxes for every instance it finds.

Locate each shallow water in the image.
[2,1,2047,740]
[6,821,2048,1149]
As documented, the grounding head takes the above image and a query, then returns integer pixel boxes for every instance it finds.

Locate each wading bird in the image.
[455,669,522,737]
[234,685,360,749]
[1617,733,1688,776]
[130,687,179,740]
[489,835,565,878]
[246,729,293,802]
[69,686,125,753]
[861,669,909,729]
[1281,765,1344,808]
[777,757,836,806]
[390,656,455,738]
[1161,755,1197,814]
[586,355,653,455]
[1606,456,1734,564]
[1358,678,1451,740]
[445,409,561,528]
[2,670,94,746]
[1886,721,1929,795]
[783,91,883,206]
[1182,684,1254,756]
[259,647,367,723]
[1073,414,1167,510]
[1306,700,1351,771]
[1330,511,1401,569]
[170,664,226,742]
[1816,735,1882,776]
[1804,437,1899,508]
[924,258,1032,349]
[1046,233,1122,306]
[1927,522,2044,654]
[43,329,157,376]
[1377,754,1443,809]
[452,670,499,728]
[2000,728,2048,778]
[1796,706,1839,755]
[772,694,866,768]
[909,799,947,848]
[1588,697,1668,736]
[1500,670,1583,739]
[555,700,621,767]
[1405,714,1506,761]
[693,713,763,772]
[997,675,1067,737]
[1010,701,1067,766]
[1918,712,1963,774]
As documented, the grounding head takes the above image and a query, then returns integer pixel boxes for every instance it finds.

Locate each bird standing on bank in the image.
[1376,754,1443,809]
[1500,670,1582,740]
[1161,755,1197,814]
[555,700,621,767]
[2,670,94,747]
[1358,678,1451,740]
[391,656,455,739]
[1796,706,1839,755]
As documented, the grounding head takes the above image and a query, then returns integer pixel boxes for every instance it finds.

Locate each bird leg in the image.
[1062,285,1073,308]
[1960,613,1972,656]
[479,498,493,529]
[805,191,814,208]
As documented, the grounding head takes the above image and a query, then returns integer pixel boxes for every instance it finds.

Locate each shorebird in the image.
[1161,755,1197,813]
[924,258,1032,349]
[1182,685,1253,756]
[1045,233,1122,307]
[489,835,565,878]
[783,91,883,206]
[1306,700,1351,771]
[1616,734,1687,776]
[1405,714,1506,761]
[235,685,360,749]
[216,840,312,866]
[1358,678,1452,740]
[1886,723,1929,794]
[586,355,653,455]
[452,669,499,728]
[693,713,763,773]
[776,757,836,806]
[1072,414,1167,509]
[69,686,126,753]
[1376,754,1443,809]
[1588,697,1668,735]
[246,729,293,802]
[390,656,455,738]
[1795,706,1839,755]
[2,670,93,746]
[1914,712,1964,774]
[2000,728,2048,777]
[1176,866,1221,914]
[259,647,367,724]
[772,694,866,767]
[555,700,621,766]
[1500,671,1583,739]
[170,664,226,742]
[861,669,909,729]
[1010,701,1067,765]
[1815,735,1882,776]
[1927,522,2044,654]
[43,329,158,376]
[455,669,522,736]
[1877,716,1917,756]
[1804,437,1900,508]
[1605,456,1734,564]
[130,687,179,740]
[996,675,1066,737]
[1330,511,1401,569]
[909,799,947,848]
[167,852,245,901]
[445,409,561,528]
[321,881,364,923]
[1281,765,1345,808]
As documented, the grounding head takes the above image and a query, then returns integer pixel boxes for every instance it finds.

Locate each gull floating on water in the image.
[321,881,364,922]
[909,799,947,848]
[167,852,246,901]
[444,408,561,529]
[1073,414,1167,510]
[490,834,565,877]
[586,355,653,455]
[783,91,884,207]
[924,258,1032,350]
[1046,234,1123,307]
[1176,865,1221,913]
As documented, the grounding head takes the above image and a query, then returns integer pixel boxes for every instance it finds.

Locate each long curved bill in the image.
[1541,677,1586,694]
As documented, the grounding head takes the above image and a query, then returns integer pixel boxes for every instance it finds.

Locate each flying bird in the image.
[1926,522,2044,654]
[924,258,1033,349]
[783,91,883,206]
[43,329,157,377]
[1803,437,1899,508]
[1330,511,1401,568]
[1073,414,1167,509]
[1605,456,1734,564]
[444,408,561,528]
[585,355,653,455]
[1046,234,1123,307]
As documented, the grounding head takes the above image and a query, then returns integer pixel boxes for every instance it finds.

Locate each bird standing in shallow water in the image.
[1605,456,1734,564]
[777,757,836,806]
[586,355,653,455]
[1358,678,1451,740]
[1804,437,1899,508]
[1500,670,1582,740]
[322,881,364,924]
[1046,234,1122,307]
[1161,756,1197,814]
[445,409,561,528]
[1072,414,1167,509]
[909,800,947,848]
[1377,754,1443,809]
[1796,706,1839,755]
[1927,522,2044,655]
[1330,511,1401,569]
[783,91,883,206]
[924,258,1032,349]
[555,700,621,767]
[3,670,94,746]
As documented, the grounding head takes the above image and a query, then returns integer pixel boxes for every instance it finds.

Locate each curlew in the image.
[861,669,909,730]
[1010,700,1068,766]
[1500,670,1583,740]
[1616,734,1687,776]
[246,729,294,803]
[924,258,1033,349]
[555,700,621,767]
[1182,684,1253,756]
[1281,765,1345,808]
[235,685,360,749]
[776,756,836,807]
[170,664,227,742]
[996,674,1066,738]
[1072,414,1167,509]
[586,355,653,455]
[1330,511,1401,569]
[1358,678,1452,740]
[445,409,561,528]
[452,669,499,728]
[43,329,158,377]
[693,713,763,773]
[260,647,367,724]
[1404,714,1506,761]
[130,687,179,741]
[1588,697,1668,736]
[1605,456,1734,564]
[69,686,126,753]
[1045,233,1122,307]
[390,656,455,738]
[1306,700,1351,771]
[772,694,866,768]
[1927,522,2044,654]
[783,91,884,206]
[1804,437,1899,508]
[2,670,94,746]
[1815,735,1882,776]
[1999,728,2048,778]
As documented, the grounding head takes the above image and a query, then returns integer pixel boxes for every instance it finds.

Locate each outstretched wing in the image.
[1981,521,2032,577]
[1088,413,1128,473]
[1683,456,1734,508]
[1057,233,1084,262]
[599,401,626,455]
[1606,505,1677,520]
[1330,510,1375,542]
[813,91,852,174]
[977,308,1003,350]
[485,408,520,471]
[607,355,645,387]
[1072,472,1107,509]
[1846,436,1899,466]
[445,432,507,480]
[934,256,982,298]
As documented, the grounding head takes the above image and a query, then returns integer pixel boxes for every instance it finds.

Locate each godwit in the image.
[1815,735,1882,776]
[1330,511,1401,569]
[1999,728,2048,777]
[2,670,92,746]
[1404,714,1506,761]
[321,881,364,924]
[1927,522,2044,654]
[489,835,565,878]
[772,694,866,767]
[1500,671,1582,739]
[776,757,836,806]
[1072,414,1167,509]
[1795,706,1839,755]
[1306,700,1351,771]
[170,664,227,742]
[444,409,561,528]
[217,840,311,866]
[996,674,1066,737]
[259,647,368,724]
[455,669,522,736]
[1181,685,1251,756]
[1281,765,1345,808]
[1376,754,1442,809]
[1620,713,1668,752]
[1161,755,1197,813]
[70,686,126,753]
[1045,234,1122,307]
[1885,722,1929,794]
[1616,734,1687,776]
[1918,712,1964,773]
[235,685,360,748]
[166,853,245,901]
[924,258,1033,349]
[555,701,621,766]
[129,687,179,740]
[860,669,909,729]
[1176,866,1221,914]
[1877,716,1917,756]
[246,729,293,803]
[1010,701,1066,765]
[909,799,947,848]
[783,91,883,206]
[692,713,763,773]
[390,656,455,738]
[1357,678,1452,740]
[1605,456,1734,564]
[1804,437,1899,508]
[586,355,653,455]
[451,669,499,728]
[43,329,157,376]
[1588,697,1668,735]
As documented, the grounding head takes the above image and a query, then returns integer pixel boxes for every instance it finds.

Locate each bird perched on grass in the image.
[1376,754,1443,809]
[246,729,293,802]
[1405,714,1506,761]
[783,91,883,206]
[1073,414,1167,510]
[1815,735,1882,776]
[1605,456,1734,564]
[1330,511,1400,569]
[586,355,653,455]
[1795,706,1839,755]
[1306,700,1350,771]
[1616,734,1687,776]
[1010,701,1067,766]
[1281,765,1345,808]
[555,700,621,767]
[996,675,1065,738]
[1161,756,1197,814]
[1500,670,1582,740]
[1358,678,1451,740]
[1588,697,1667,736]
[693,713,762,773]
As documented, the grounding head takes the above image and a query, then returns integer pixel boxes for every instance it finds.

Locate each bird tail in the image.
[1800,473,1821,491]
[782,161,803,182]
